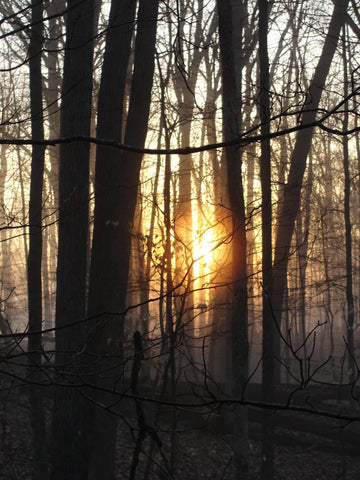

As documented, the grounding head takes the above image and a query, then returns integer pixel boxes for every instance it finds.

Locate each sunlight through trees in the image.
[0,1,359,479]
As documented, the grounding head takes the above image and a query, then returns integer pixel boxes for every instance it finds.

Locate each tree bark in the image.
[84,0,158,477]
[51,1,95,478]
[27,1,47,477]
[217,0,249,478]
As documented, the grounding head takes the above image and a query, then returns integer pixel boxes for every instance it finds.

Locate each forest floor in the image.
[1,377,360,480]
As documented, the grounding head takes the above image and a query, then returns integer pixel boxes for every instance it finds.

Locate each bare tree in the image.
[272,0,350,382]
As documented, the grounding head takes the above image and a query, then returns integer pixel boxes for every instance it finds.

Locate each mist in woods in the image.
[0,0,360,479]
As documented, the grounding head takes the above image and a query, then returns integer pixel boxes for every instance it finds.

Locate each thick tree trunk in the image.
[217,0,249,478]
[51,1,95,478]
[84,1,136,476]
[84,1,158,478]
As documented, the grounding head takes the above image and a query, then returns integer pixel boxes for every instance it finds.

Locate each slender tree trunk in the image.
[244,56,257,362]
[295,153,312,360]
[43,0,64,210]
[173,116,194,338]
[172,1,207,344]
[27,1,47,477]
[42,226,51,330]
[17,145,29,263]
[258,0,275,478]
[320,136,336,362]
[164,141,178,473]
[0,142,12,329]
[143,52,171,346]
[353,69,360,328]
[43,3,63,318]
[51,1,95,478]
[341,26,355,383]
[321,214,335,360]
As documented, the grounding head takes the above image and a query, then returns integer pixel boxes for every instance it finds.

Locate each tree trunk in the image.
[341,26,355,383]
[43,0,64,210]
[27,1,47,477]
[84,0,158,477]
[172,1,208,346]
[258,0,275,478]
[295,152,313,361]
[51,1,95,478]
[217,0,249,478]
[0,142,12,331]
